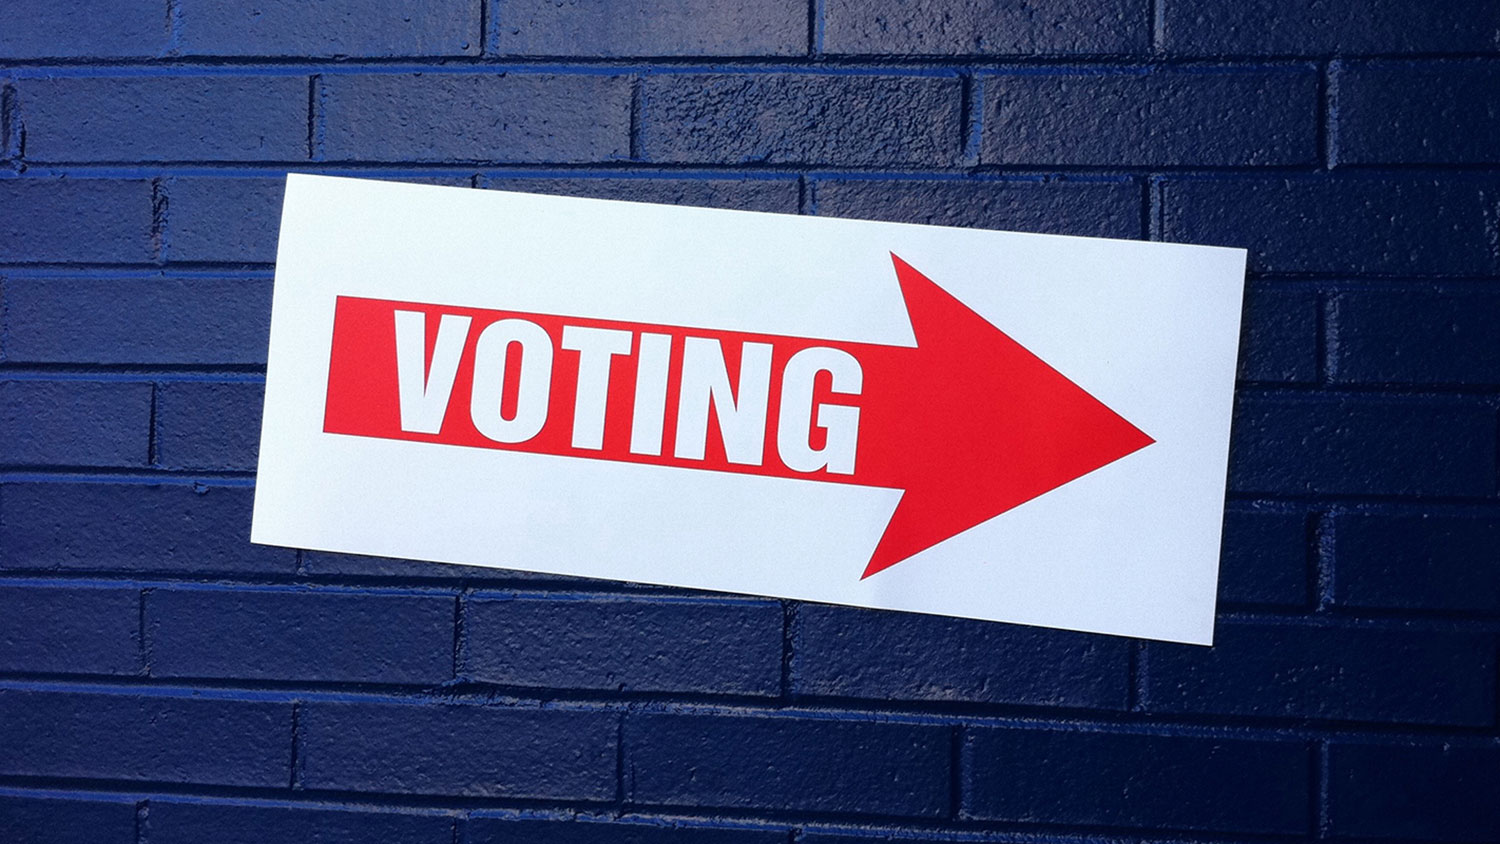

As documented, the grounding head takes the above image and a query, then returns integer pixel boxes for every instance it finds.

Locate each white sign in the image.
[253,174,1245,644]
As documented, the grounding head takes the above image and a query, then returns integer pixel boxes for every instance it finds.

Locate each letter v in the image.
[394,310,472,433]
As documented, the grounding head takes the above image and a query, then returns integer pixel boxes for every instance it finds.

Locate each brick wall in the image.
[2,2,1498,842]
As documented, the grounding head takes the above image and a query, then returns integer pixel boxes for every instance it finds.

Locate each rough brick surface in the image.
[0,795,137,844]
[1333,511,1500,613]
[0,583,140,675]
[0,179,156,264]
[153,380,264,471]
[482,175,801,213]
[1239,284,1318,382]
[1331,289,1500,385]
[1329,744,1500,843]
[147,800,456,844]
[1217,508,1310,607]
[494,0,806,56]
[0,0,166,58]
[1161,0,1500,55]
[813,178,1142,239]
[0,380,152,467]
[467,818,786,844]
[1335,60,1500,165]
[179,0,480,57]
[824,0,1148,55]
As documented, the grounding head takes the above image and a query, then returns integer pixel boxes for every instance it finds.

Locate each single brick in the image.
[0,583,140,674]
[0,0,165,58]
[148,800,455,844]
[494,0,806,56]
[1228,395,1496,497]
[481,176,800,213]
[640,74,963,166]
[1144,623,1496,726]
[793,604,1129,709]
[1160,177,1499,275]
[0,794,137,844]
[983,69,1317,166]
[1331,289,1500,385]
[964,727,1308,833]
[1333,512,1500,613]
[153,381,264,471]
[0,689,290,785]
[464,595,781,695]
[299,701,617,799]
[1329,744,1500,842]
[1335,61,1500,165]
[178,0,479,57]
[626,713,949,816]
[0,179,155,264]
[813,178,1142,239]
[467,818,786,844]
[0,482,295,574]
[1238,284,1318,383]
[0,278,271,365]
[322,74,630,163]
[1217,508,1310,607]
[1163,0,1500,55]
[0,380,152,467]
[824,0,1147,55]
[18,76,309,162]
[148,587,455,684]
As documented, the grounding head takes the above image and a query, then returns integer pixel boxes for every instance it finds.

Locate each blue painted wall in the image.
[2,2,1498,842]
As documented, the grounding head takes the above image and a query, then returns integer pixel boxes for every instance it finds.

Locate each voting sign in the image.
[252,175,1245,644]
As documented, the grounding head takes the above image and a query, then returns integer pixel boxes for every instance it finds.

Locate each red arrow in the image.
[322,254,1153,578]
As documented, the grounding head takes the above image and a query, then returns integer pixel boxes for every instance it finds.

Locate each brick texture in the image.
[0,583,140,674]
[178,0,481,57]
[813,178,1143,239]
[1329,744,1500,842]
[1332,511,1500,613]
[493,0,807,57]
[1334,60,1500,165]
[0,179,156,264]
[824,0,1148,55]
[153,380,264,470]
[0,380,152,467]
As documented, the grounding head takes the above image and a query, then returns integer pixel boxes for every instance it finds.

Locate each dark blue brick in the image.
[813,178,1143,239]
[824,0,1147,55]
[465,595,781,695]
[0,380,152,467]
[1,278,270,365]
[792,604,1129,709]
[1333,511,1500,613]
[493,0,806,56]
[1217,508,1310,607]
[964,727,1308,833]
[0,179,156,264]
[0,482,296,574]
[1228,395,1496,497]
[0,794,137,844]
[1144,623,1496,726]
[0,689,290,785]
[1162,0,1500,55]
[1331,289,1500,385]
[1239,283,1318,383]
[0,583,139,675]
[148,587,454,684]
[322,74,630,163]
[153,380,263,471]
[178,0,479,57]
[640,74,962,166]
[300,701,617,799]
[1160,177,1500,275]
[0,0,165,58]
[481,176,800,213]
[301,550,557,580]
[148,800,455,844]
[18,76,309,162]
[1335,60,1500,165]
[1329,744,1500,843]
[983,68,1317,166]
[626,713,949,816]
[467,817,786,844]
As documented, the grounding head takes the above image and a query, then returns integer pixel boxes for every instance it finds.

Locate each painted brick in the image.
[467,818,786,844]
[0,482,295,574]
[0,583,140,675]
[964,727,1308,833]
[626,713,949,816]
[824,0,1147,55]
[1144,623,1496,726]
[148,800,455,844]
[301,550,557,580]
[1335,61,1500,165]
[1333,512,1500,613]
[18,76,309,162]
[0,0,165,59]
[482,175,800,213]
[153,380,263,471]
[0,380,152,467]
[464,595,781,695]
[0,278,270,365]
[148,587,454,684]
[178,0,480,57]
[793,604,1129,709]
[0,794,137,844]
[1217,508,1310,607]
[1238,283,1318,383]
[1331,289,1500,385]
[322,74,630,163]
[1228,395,1496,497]
[0,689,290,786]
[1161,0,1500,55]
[640,74,963,166]
[494,0,806,56]
[1159,177,1500,275]
[0,179,155,264]
[813,178,1142,239]
[1329,744,1500,843]
[299,701,617,799]
[983,68,1317,166]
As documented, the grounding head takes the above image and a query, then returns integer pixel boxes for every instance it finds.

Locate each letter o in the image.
[469,318,554,443]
